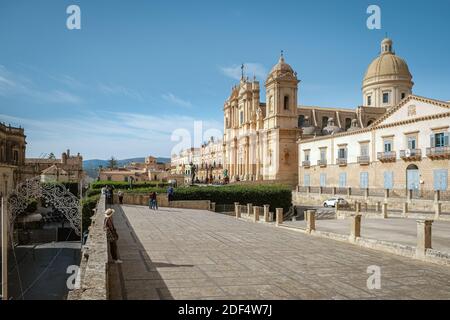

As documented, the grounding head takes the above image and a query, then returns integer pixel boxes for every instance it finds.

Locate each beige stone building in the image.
[23,149,84,184]
[298,38,449,195]
[0,122,26,197]
[172,40,394,186]
[99,155,170,182]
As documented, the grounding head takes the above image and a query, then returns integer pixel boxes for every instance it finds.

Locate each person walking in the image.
[103,208,122,264]
[118,190,124,205]
[151,191,158,210]
[167,185,174,203]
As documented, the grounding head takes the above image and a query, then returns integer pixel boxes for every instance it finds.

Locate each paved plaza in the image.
[109,205,450,300]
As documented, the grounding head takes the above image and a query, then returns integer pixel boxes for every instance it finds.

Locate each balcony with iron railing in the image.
[399,149,422,161]
[426,146,450,159]
[336,158,347,166]
[302,160,311,168]
[377,151,397,163]
[357,155,370,165]
[317,159,327,167]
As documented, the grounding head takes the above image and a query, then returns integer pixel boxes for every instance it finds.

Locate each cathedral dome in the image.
[362,38,414,108]
[363,38,412,85]
[267,52,297,81]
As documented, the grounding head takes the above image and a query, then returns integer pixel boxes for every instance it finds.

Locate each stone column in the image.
[347,187,352,197]
[234,202,241,218]
[276,208,283,226]
[319,187,322,195]
[253,206,260,222]
[332,187,336,196]
[247,203,253,217]
[407,189,413,202]
[306,186,311,195]
[381,203,388,218]
[402,202,408,217]
[384,189,389,201]
[263,204,270,222]
[434,190,440,203]
[210,202,216,212]
[435,203,441,220]
[349,214,362,242]
[416,220,433,257]
[375,202,380,212]
[306,210,316,233]
[355,201,361,214]
[364,188,369,199]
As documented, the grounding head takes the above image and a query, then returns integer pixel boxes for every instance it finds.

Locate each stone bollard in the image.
[416,220,433,257]
[253,206,260,223]
[349,214,362,242]
[247,203,253,217]
[235,202,241,218]
[263,204,270,222]
[434,190,440,203]
[375,202,381,212]
[355,202,361,214]
[211,202,216,212]
[276,208,283,226]
[435,203,442,220]
[402,202,408,217]
[381,203,388,218]
[306,210,316,233]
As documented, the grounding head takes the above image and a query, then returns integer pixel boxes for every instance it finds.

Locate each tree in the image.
[108,157,118,169]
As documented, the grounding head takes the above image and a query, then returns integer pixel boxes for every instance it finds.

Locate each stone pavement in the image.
[284,218,450,253]
[109,204,450,300]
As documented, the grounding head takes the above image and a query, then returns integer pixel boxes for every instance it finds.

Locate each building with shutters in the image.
[298,38,450,195]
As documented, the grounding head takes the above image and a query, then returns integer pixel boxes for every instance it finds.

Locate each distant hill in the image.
[83,157,171,179]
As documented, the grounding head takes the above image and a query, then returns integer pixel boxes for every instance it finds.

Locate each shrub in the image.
[81,195,100,232]
[173,185,292,212]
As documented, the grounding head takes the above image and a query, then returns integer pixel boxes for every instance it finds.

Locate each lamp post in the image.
[1,197,8,300]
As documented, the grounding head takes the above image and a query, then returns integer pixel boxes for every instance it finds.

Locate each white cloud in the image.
[0,65,82,105]
[162,93,192,108]
[98,83,144,102]
[0,112,223,160]
[220,63,267,81]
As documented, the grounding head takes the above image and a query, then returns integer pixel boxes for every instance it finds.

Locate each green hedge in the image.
[81,195,100,232]
[173,185,292,212]
[91,181,169,190]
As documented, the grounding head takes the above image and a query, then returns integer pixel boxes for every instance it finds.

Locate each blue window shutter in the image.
[444,133,449,147]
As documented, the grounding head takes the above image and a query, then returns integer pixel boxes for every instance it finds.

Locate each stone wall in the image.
[68,195,108,300]
[115,193,211,210]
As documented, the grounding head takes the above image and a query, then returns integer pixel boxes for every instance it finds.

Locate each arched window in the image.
[345,118,352,130]
[298,115,305,127]
[284,95,289,110]
[322,116,329,129]
[367,119,374,126]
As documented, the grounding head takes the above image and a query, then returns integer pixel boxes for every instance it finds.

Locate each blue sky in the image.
[0,0,449,159]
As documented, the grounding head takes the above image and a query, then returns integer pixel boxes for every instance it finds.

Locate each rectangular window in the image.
[384,171,394,190]
[360,144,369,156]
[320,149,327,161]
[433,132,449,148]
[320,173,327,187]
[401,92,406,100]
[407,136,417,150]
[383,92,389,104]
[339,173,347,188]
[338,148,347,159]
[367,95,372,106]
[239,111,244,125]
[360,172,369,189]
[284,95,289,110]
[384,140,393,152]
[304,151,310,161]
[304,174,311,187]
[433,169,448,191]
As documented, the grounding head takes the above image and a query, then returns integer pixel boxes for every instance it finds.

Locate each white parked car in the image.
[323,197,348,208]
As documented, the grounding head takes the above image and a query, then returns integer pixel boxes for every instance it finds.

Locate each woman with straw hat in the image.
[104,208,122,264]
